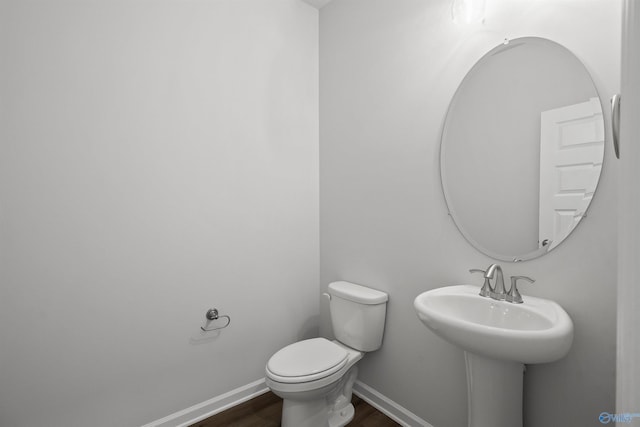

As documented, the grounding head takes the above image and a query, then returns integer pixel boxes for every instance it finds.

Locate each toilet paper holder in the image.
[201,308,231,332]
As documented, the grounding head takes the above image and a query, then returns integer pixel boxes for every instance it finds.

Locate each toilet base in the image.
[278,365,359,427]
[281,399,355,427]
[328,402,354,427]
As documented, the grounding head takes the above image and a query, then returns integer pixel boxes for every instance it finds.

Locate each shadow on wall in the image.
[297,315,320,342]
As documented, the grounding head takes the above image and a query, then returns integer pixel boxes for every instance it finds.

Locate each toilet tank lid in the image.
[328,281,388,304]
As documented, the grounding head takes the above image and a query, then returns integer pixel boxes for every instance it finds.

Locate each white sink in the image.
[414,284,573,363]
[414,284,574,427]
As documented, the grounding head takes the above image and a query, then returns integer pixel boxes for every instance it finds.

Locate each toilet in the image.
[265,281,388,427]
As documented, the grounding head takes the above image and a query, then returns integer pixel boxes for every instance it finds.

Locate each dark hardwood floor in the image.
[190,391,401,427]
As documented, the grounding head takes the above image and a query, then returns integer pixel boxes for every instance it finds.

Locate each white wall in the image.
[320,1,619,426]
[0,1,319,426]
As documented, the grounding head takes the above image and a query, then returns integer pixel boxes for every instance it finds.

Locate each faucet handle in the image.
[469,269,492,297]
[507,276,535,304]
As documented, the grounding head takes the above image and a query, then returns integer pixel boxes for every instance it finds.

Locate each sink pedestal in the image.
[465,352,524,427]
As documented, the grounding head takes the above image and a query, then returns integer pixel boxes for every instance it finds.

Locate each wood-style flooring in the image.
[190,391,401,427]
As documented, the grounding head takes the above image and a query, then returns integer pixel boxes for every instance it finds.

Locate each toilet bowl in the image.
[265,281,388,427]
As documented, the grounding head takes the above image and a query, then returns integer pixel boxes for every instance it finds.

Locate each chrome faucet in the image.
[470,264,535,303]
[485,264,506,300]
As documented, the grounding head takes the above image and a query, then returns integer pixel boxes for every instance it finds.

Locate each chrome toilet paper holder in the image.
[201,308,231,332]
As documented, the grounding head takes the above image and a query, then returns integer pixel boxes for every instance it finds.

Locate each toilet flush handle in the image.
[322,292,331,301]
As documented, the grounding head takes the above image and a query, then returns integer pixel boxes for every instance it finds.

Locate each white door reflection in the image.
[538,97,604,252]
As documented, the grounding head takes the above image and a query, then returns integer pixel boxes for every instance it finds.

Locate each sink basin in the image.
[414,285,573,364]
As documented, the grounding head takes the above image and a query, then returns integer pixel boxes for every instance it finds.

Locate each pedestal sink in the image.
[414,285,573,427]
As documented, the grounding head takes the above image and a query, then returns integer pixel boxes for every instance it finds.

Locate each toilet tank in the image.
[328,281,388,352]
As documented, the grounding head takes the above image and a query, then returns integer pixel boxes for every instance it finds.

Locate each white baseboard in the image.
[353,381,433,427]
[140,378,268,427]
[141,378,432,427]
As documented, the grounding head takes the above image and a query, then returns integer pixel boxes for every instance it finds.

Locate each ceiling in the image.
[300,0,334,9]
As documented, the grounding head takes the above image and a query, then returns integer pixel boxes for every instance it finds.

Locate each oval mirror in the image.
[441,37,605,262]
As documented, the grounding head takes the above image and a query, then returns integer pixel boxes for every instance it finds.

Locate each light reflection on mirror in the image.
[441,37,604,262]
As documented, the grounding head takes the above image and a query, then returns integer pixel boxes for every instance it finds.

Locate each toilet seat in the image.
[266,338,348,384]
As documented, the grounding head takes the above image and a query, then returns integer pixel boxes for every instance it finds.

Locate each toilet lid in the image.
[266,338,348,383]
